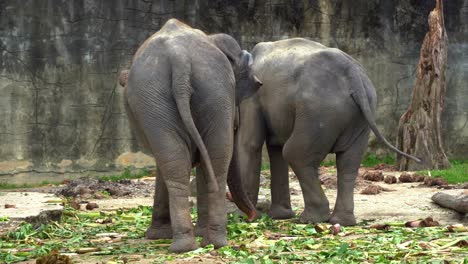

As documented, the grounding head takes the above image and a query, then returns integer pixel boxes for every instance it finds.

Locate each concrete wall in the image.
[0,0,466,181]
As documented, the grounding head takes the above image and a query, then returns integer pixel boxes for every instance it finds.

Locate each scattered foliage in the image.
[1,206,467,263]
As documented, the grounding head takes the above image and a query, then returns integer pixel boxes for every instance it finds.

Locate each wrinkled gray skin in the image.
[123,19,260,252]
[232,38,421,226]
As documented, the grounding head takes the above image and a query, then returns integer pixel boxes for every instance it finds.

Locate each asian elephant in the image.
[229,38,421,226]
[122,19,259,252]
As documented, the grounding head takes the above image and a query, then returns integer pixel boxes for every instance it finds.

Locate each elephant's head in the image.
[209,34,261,221]
[209,34,262,105]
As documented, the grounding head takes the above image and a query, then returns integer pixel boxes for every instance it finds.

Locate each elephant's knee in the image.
[165,180,190,197]
[282,144,301,167]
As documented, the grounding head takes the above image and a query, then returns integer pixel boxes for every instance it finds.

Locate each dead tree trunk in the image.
[397,0,451,171]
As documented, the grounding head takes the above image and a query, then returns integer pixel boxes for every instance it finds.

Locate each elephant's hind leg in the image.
[330,129,370,226]
[159,154,197,252]
[195,166,208,237]
[282,116,337,223]
[145,167,172,239]
[266,144,295,219]
[199,152,231,248]
[147,130,197,252]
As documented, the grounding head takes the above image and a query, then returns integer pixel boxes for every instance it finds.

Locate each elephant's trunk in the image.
[227,133,257,222]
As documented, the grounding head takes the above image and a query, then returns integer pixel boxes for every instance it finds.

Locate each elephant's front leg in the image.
[146,167,172,239]
[267,144,295,219]
[330,130,370,226]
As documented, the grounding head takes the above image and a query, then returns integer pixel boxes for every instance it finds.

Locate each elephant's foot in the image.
[329,212,356,226]
[169,234,198,253]
[201,228,227,249]
[299,208,330,224]
[145,224,172,239]
[268,205,295,219]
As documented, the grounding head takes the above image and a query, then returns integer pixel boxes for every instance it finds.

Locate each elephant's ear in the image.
[235,50,262,105]
[209,34,242,65]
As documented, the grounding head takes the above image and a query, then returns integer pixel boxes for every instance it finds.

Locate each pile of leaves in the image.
[0,206,467,263]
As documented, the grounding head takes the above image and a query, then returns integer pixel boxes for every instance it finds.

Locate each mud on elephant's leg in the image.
[267,144,295,219]
[146,168,172,239]
[330,131,370,226]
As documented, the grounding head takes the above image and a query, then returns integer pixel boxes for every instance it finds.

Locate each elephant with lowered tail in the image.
[120,19,260,253]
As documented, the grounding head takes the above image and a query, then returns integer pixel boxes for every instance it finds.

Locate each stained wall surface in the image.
[0,0,466,178]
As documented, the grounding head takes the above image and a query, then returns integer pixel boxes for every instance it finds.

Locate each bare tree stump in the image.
[432,192,468,214]
[396,0,451,171]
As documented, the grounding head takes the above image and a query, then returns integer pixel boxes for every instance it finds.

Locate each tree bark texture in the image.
[397,0,451,171]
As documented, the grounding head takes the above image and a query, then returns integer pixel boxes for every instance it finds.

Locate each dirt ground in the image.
[42,165,468,225]
[9,166,468,264]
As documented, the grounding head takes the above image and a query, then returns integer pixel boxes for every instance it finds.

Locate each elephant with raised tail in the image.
[229,38,421,226]
[121,19,260,252]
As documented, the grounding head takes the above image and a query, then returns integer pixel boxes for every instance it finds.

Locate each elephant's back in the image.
[251,38,372,146]
[128,18,232,100]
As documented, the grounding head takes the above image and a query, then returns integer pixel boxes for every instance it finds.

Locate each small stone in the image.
[4,204,16,209]
[85,202,99,210]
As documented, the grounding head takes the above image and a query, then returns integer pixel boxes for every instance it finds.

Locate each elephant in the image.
[229,38,421,226]
[122,19,260,252]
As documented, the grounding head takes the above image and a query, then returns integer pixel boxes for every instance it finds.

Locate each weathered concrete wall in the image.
[0,0,467,179]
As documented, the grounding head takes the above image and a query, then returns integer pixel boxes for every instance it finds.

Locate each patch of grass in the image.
[320,159,336,167]
[418,160,468,184]
[361,154,395,167]
[261,163,270,171]
[0,168,150,190]
[0,182,37,190]
[0,180,59,190]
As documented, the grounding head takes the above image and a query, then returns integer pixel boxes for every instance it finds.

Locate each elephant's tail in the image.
[171,54,219,193]
[350,68,422,163]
